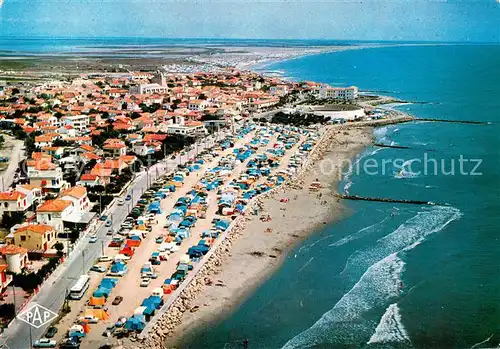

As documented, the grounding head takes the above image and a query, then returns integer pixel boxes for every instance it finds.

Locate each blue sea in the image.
[180,45,500,348]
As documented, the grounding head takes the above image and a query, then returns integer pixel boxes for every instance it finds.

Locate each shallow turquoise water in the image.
[181,45,500,349]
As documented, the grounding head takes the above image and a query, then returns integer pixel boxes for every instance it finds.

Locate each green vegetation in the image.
[12,257,61,293]
[139,103,161,113]
[91,127,120,147]
[0,211,26,230]
[0,303,16,326]
[54,242,65,257]
[269,111,330,127]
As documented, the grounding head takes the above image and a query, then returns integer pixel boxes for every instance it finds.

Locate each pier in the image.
[415,118,490,125]
[335,193,437,205]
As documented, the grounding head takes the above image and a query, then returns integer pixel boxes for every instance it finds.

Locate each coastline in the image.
[167,125,374,348]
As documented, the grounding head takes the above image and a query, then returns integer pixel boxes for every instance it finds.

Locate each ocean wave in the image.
[329,216,390,248]
[282,206,461,349]
[341,206,461,281]
[367,303,411,345]
[343,180,353,194]
[373,126,389,140]
[394,170,419,179]
[282,254,405,349]
[343,150,370,185]
[370,147,385,156]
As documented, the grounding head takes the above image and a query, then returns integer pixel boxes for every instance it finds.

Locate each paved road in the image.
[1,132,227,349]
[0,136,26,191]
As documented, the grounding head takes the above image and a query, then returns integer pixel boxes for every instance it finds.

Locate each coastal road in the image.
[1,131,227,349]
[0,136,26,191]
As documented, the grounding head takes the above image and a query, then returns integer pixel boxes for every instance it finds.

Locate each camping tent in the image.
[109,262,127,276]
[84,309,109,320]
[124,316,145,331]
[148,202,162,214]
[100,278,118,289]
[92,286,111,298]
[88,296,105,306]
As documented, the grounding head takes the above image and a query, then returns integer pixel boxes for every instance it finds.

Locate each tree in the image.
[0,211,26,230]
[54,242,65,257]
[52,139,71,147]
[0,303,16,322]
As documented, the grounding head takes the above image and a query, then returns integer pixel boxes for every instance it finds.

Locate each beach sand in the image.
[166,126,374,347]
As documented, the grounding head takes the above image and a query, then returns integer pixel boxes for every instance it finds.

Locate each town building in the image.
[318,85,359,100]
[6,224,57,252]
[36,199,73,232]
[62,114,90,134]
[103,140,127,158]
[0,245,29,273]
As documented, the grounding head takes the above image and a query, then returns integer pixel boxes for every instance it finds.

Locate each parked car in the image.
[33,338,56,348]
[112,296,123,305]
[45,326,58,338]
[99,256,112,262]
[90,265,106,273]
[142,272,158,279]
[121,222,133,229]
[79,315,98,324]
[89,235,98,243]
[126,194,132,201]
[106,229,113,236]
[140,278,151,287]
[99,215,108,221]
[105,220,112,227]
[59,339,80,349]
[117,198,125,206]
[155,236,164,244]
[108,241,121,248]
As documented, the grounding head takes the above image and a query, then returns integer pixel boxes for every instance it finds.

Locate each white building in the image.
[319,85,358,100]
[27,163,68,194]
[59,186,90,212]
[129,84,168,95]
[62,114,90,133]
[164,116,207,136]
[36,199,74,232]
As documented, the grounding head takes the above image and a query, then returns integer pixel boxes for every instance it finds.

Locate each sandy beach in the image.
[163,125,374,347]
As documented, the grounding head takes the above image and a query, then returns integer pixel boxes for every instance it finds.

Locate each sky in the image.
[0,0,499,42]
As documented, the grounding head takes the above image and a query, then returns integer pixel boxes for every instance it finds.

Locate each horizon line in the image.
[0,36,499,45]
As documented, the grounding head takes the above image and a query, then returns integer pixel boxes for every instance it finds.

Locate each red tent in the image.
[119,246,135,256]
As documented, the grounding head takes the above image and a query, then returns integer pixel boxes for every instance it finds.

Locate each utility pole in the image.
[29,324,33,349]
[101,240,104,256]
[12,285,16,316]
[99,191,102,216]
[81,250,85,275]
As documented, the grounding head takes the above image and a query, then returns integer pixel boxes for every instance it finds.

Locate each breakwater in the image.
[335,193,436,205]
[415,118,490,125]
[373,143,410,149]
